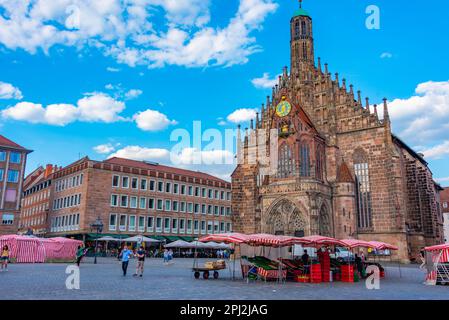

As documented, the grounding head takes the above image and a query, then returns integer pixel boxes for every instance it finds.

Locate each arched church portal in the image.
[265,199,307,236]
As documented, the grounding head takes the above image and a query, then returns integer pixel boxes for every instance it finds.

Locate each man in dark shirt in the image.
[301,250,310,274]
[133,247,146,277]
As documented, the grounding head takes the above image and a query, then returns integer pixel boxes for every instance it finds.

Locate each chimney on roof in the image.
[44,164,53,178]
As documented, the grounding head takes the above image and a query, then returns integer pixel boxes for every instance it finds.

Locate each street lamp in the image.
[90,217,104,265]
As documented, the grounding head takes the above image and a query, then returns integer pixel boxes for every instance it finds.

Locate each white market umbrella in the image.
[164,240,191,248]
[122,235,160,243]
[97,236,120,241]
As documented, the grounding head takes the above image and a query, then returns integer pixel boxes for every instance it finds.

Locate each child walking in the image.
[1,245,10,272]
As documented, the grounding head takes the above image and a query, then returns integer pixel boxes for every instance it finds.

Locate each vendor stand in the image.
[424,243,449,285]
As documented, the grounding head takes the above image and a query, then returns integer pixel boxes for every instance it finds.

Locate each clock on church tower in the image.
[276,97,292,118]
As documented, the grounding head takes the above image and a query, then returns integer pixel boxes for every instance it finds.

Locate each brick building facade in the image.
[231,5,443,262]
[46,157,232,242]
[19,164,59,236]
[0,135,32,235]
[441,188,449,243]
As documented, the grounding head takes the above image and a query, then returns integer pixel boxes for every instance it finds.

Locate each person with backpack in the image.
[1,245,10,272]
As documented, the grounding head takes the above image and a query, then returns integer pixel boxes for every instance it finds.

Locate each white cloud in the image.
[1,92,125,126]
[124,89,143,100]
[0,0,278,68]
[227,108,257,124]
[133,109,177,131]
[420,141,449,160]
[106,67,120,73]
[251,72,279,89]
[380,52,393,59]
[93,143,117,154]
[109,146,170,162]
[436,177,449,183]
[371,81,449,145]
[0,81,23,99]
[171,147,234,165]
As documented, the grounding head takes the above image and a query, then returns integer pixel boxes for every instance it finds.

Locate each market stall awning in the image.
[164,236,184,242]
[199,233,250,244]
[369,241,399,251]
[300,235,347,247]
[246,233,312,247]
[97,236,121,241]
[425,243,449,252]
[86,233,130,240]
[340,239,377,249]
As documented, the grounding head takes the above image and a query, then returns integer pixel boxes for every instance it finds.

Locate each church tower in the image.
[290,0,315,81]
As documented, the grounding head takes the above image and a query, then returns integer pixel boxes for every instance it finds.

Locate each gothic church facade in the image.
[231,6,443,262]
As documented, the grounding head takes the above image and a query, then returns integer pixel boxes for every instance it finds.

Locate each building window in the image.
[140,179,147,190]
[119,215,127,231]
[148,198,155,210]
[131,178,138,189]
[138,216,145,232]
[194,204,200,214]
[129,215,136,232]
[165,182,171,193]
[2,214,14,225]
[172,218,178,233]
[187,220,193,233]
[180,202,186,212]
[7,170,19,183]
[122,176,129,188]
[278,144,295,178]
[10,152,21,164]
[149,180,155,191]
[147,216,154,232]
[173,183,179,194]
[165,200,171,211]
[300,144,310,177]
[0,169,5,181]
[187,202,193,213]
[443,202,448,209]
[0,151,5,161]
[157,199,163,210]
[154,217,162,230]
[109,214,117,231]
[164,218,171,233]
[139,197,147,209]
[188,186,193,196]
[157,181,164,192]
[179,219,185,233]
[173,201,179,212]
[181,185,186,195]
[195,187,200,197]
[201,221,206,234]
[354,153,373,229]
[130,196,138,209]
[194,220,199,234]
[120,195,128,207]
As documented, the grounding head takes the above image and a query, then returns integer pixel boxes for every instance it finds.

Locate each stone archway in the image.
[264,198,307,236]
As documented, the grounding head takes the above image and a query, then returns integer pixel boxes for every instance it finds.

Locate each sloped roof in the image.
[0,134,27,150]
[103,157,230,185]
[336,162,354,183]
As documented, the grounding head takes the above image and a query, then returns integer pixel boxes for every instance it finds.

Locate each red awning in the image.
[425,243,449,252]
[300,235,347,247]
[340,239,377,249]
[198,233,250,244]
[246,234,312,247]
[369,241,399,251]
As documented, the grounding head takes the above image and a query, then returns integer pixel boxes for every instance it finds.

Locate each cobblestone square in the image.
[1,258,448,300]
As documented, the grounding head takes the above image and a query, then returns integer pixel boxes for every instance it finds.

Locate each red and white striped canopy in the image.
[340,239,377,249]
[246,234,312,247]
[425,243,449,252]
[300,235,347,247]
[369,241,399,251]
[199,233,250,244]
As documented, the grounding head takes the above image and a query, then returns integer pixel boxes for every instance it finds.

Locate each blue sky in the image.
[0,0,448,185]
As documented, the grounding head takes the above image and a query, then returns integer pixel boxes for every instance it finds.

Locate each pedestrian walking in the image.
[134,247,146,277]
[1,245,10,272]
[119,246,133,276]
[75,245,86,267]
[163,249,169,264]
[168,249,174,262]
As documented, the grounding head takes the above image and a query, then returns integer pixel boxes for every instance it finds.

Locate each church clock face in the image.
[276,100,292,117]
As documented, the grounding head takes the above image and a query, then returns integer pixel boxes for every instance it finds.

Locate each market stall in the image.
[424,243,449,285]
[0,235,82,263]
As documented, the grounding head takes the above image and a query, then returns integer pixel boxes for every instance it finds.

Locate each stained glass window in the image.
[278,144,295,178]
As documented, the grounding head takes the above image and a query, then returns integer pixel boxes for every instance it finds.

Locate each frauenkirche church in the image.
[231,3,444,262]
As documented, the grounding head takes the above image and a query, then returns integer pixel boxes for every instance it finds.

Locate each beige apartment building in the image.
[47,157,232,242]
